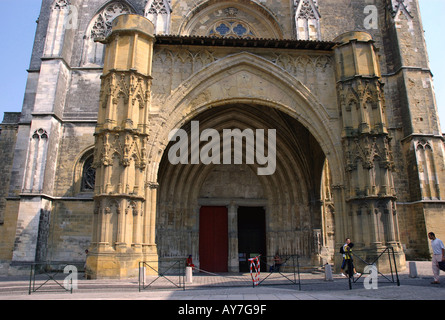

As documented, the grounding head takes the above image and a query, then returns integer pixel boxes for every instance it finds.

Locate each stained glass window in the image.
[209,20,255,39]
[81,156,96,192]
[233,24,247,36]
[215,23,230,36]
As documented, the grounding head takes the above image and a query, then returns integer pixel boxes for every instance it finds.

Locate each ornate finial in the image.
[390,0,413,19]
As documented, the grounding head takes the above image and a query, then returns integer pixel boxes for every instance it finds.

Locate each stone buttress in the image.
[86,15,157,279]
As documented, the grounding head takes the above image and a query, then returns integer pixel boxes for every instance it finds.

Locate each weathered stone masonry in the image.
[0,0,443,278]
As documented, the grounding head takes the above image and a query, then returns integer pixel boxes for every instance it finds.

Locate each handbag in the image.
[438,261,445,272]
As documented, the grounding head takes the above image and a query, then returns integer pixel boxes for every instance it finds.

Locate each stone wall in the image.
[0,113,20,224]
[0,0,444,276]
[46,201,93,262]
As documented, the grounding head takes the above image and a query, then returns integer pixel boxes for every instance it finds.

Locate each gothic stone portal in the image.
[156,105,329,272]
[8,0,445,279]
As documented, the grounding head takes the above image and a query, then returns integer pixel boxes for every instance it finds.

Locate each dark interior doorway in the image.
[238,206,266,272]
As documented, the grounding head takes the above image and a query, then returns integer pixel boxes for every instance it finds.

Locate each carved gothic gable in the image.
[146,0,171,14]
[81,1,133,67]
[90,2,132,40]
[295,0,320,20]
[294,0,321,41]
[390,0,413,19]
[145,0,172,34]
[386,0,414,32]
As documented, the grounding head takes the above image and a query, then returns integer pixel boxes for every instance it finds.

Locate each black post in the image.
[297,255,301,291]
[347,259,353,290]
[387,248,395,283]
[391,247,400,286]
[70,271,73,294]
[28,264,34,295]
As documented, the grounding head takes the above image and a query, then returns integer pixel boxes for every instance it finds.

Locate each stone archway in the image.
[147,52,344,186]
[87,15,405,279]
[145,52,348,272]
[143,52,348,271]
[87,15,345,278]
[155,103,333,271]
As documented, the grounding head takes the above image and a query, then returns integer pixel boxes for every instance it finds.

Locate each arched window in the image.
[179,1,283,39]
[294,0,321,41]
[81,156,96,192]
[81,1,133,67]
[208,20,256,38]
[145,0,171,34]
[416,141,439,199]
[24,129,49,193]
[73,148,96,194]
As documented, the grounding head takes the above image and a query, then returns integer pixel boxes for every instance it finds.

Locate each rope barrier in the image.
[194,268,220,277]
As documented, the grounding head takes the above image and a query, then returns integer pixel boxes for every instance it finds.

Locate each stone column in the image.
[227,202,239,272]
[143,182,158,256]
[86,15,156,279]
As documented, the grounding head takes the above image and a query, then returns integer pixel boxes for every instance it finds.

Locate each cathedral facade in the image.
[0,0,444,278]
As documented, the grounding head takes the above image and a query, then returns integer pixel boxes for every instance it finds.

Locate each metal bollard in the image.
[325,264,334,281]
[186,266,193,284]
[409,261,418,278]
[139,266,146,284]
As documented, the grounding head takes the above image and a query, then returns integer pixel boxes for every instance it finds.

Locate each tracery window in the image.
[416,141,439,199]
[23,129,49,193]
[90,2,131,39]
[81,156,96,192]
[81,1,133,66]
[208,20,256,39]
[294,0,321,41]
[145,0,171,34]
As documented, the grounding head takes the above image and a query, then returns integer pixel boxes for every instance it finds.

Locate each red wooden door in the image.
[199,206,228,272]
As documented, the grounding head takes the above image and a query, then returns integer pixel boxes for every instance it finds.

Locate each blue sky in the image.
[0,0,444,131]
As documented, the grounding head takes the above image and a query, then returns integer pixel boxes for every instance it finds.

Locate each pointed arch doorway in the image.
[156,103,332,272]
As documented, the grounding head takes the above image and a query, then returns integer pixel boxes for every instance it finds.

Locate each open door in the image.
[238,207,266,272]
